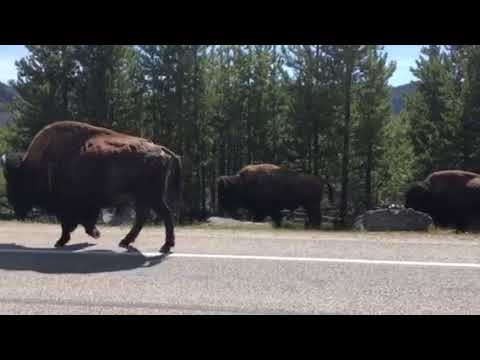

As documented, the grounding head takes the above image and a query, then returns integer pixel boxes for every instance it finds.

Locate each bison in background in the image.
[217,164,334,228]
[1,121,182,252]
[405,170,480,232]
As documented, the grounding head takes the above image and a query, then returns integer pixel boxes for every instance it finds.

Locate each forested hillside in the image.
[390,82,417,113]
[0,81,17,126]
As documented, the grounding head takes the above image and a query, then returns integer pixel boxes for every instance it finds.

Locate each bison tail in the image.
[160,146,183,205]
[170,154,183,204]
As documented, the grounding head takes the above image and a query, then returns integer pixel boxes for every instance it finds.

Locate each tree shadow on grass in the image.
[0,242,171,274]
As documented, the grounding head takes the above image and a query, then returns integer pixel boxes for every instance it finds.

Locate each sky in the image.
[0,45,425,87]
[383,45,425,86]
[0,45,29,84]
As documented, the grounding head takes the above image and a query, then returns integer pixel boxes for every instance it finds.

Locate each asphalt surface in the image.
[1,221,480,314]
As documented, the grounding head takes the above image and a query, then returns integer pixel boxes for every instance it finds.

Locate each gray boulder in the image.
[353,207,433,232]
[205,216,270,227]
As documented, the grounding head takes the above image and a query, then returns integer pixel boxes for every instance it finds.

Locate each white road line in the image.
[165,253,480,269]
[0,248,480,269]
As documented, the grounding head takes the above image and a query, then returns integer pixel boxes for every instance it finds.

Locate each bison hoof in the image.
[88,228,101,239]
[54,240,67,248]
[119,238,133,248]
[159,243,173,253]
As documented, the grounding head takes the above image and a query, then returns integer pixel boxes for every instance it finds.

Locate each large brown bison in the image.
[1,121,182,252]
[217,164,334,228]
[405,170,480,232]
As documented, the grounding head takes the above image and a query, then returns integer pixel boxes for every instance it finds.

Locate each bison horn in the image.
[0,154,6,167]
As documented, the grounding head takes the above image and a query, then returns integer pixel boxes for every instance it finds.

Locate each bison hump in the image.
[82,135,158,156]
[238,163,294,178]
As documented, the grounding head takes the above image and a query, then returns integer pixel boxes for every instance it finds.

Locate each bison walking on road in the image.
[217,164,334,228]
[1,121,182,252]
[405,170,480,232]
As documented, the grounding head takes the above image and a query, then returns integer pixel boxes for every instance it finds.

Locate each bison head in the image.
[1,153,33,220]
[217,175,244,216]
[405,182,433,215]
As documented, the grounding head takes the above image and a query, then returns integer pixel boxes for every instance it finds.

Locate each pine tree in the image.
[355,46,396,210]
[73,45,134,127]
[284,45,341,175]
[376,113,416,204]
[9,45,78,146]
[406,45,462,177]
[458,45,480,171]
[329,45,369,225]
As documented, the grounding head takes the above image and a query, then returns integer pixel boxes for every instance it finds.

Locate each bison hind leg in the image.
[85,226,101,239]
[305,205,322,230]
[152,199,175,253]
[83,218,101,239]
[454,216,469,234]
[81,208,102,239]
[119,203,150,249]
[82,220,101,239]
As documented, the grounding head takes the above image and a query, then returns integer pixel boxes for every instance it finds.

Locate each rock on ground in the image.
[205,217,270,227]
[353,208,433,232]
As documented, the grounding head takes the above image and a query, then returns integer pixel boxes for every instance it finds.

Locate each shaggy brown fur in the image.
[3,121,182,252]
[218,163,334,228]
[24,121,172,167]
[405,170,480,232]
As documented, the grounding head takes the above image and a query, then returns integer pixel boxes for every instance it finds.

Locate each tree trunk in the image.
[340,50,354,226]
[211,166,217,213]
[61,46,70,119]
[201,165,206,213]
[271,45,278,163]
[313,45,321,176]
[365,141,373,210]
[193,46,204,216]
[247,98,252,164]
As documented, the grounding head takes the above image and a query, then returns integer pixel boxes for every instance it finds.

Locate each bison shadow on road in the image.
[0,243,170,274]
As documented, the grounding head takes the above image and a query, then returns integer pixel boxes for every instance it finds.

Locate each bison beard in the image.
[217,164,334,228]
[405,170,480,232]
[1,121,182,253]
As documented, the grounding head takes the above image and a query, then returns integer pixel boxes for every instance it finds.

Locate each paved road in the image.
[1,221,480,314]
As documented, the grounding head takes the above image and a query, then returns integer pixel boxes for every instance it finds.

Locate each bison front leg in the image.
[454,214,468,234]
[119,204,149,248]
[252,212,267,223]
[305,205,322,230]
[85,226,101,239]
[82,209,101,239]
[153,199,175,253]
[55,220,78,248]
